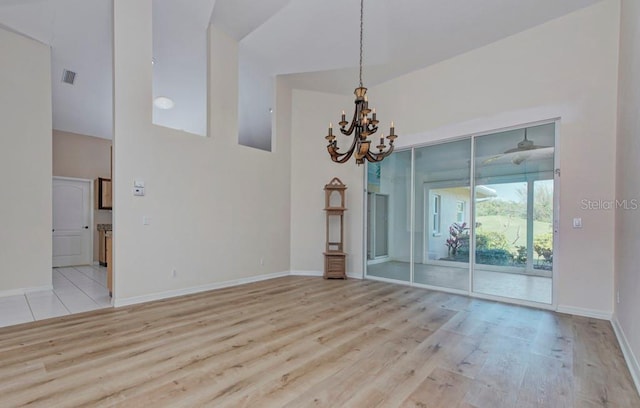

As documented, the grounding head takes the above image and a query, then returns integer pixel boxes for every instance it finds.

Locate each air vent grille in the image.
[62,69,76,85]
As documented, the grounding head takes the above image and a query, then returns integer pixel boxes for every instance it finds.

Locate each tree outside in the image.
[474,180,553,269]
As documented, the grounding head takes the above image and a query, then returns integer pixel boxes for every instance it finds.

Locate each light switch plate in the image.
[572,217,582,228]
[134,180,145,188]
[133,187,145,196]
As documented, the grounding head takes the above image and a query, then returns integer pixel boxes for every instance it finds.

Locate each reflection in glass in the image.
[413,139,472,291]
[366,151,412,282]
[473,124,555,304]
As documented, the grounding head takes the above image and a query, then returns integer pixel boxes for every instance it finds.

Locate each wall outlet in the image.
[617,290,620,304]
[172,269,177,278]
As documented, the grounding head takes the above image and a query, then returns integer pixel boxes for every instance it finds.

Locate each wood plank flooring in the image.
[0,276,637,407]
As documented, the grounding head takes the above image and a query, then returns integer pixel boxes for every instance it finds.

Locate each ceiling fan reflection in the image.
[483,128,552,165]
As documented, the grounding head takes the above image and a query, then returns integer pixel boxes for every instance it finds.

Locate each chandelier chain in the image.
[359,0,364,88]
[325,0,397,165]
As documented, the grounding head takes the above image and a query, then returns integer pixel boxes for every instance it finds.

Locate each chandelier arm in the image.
[329,146,356,163]
[364,143,394,163]
[340,102,360,136]
[328,122,361,163]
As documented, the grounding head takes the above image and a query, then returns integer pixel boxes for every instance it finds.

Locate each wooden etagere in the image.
[323,177,347,279]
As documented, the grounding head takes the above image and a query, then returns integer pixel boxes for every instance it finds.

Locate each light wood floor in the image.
[0,277,637,407]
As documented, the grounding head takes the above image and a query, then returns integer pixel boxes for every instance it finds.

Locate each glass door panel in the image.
[473,124,555,304]
[365,151,412,283]
[533,180,554,273]
[413,139,472,291]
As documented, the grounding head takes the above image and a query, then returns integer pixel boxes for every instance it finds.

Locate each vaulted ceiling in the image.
[0,0,602,139]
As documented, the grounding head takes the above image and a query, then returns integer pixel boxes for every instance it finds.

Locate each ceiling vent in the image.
[62,69,77,85]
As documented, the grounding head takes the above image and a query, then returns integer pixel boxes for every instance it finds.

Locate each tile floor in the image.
[0,265,111,328]
[367,260,552,304]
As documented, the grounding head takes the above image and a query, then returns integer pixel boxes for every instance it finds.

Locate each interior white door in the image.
[53,178,92,267]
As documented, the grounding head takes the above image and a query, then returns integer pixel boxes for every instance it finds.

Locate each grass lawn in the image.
[475,215,552,259]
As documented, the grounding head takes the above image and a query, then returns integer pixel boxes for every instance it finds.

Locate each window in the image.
[433,194,441,235]
[456,201,465,223]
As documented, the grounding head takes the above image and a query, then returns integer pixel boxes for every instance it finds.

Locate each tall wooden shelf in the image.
[324,178,347,279]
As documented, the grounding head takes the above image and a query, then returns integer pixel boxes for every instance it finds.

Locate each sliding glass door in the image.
[473,124,555,303]
[413,139,471,292]
[365,151,412,283]
[365,122,556,306]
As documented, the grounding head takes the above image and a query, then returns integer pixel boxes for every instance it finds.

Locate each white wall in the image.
[112,0,291,304]
[238,45,273,151]
[289,89,364,277]
[0,28,52,294]
[614,0,640,391]
[290,0,620,315]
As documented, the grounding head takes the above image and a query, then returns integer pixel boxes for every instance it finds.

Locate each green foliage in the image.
[514,245,527,265]
[533,183,553,222]
[445,222,469,256]
[479,182,553,223]
[475,249,513,265]
[534,233,553,261]
[476,231,509,250]
[476,199,526,219]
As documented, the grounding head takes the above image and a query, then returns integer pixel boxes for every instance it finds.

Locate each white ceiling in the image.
[0,0,602,139]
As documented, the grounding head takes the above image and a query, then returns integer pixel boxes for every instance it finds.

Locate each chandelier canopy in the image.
[325,0,397,165]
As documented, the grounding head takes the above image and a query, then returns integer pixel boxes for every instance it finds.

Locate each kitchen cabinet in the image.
[98,230,107,266]
[95,177,112,210]
[97,224,112,266]
[106,232,113,297]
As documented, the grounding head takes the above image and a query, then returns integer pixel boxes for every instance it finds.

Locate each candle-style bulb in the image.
[329,122,333,129]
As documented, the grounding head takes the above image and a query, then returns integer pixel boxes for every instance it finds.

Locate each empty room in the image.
[1,0,639,406]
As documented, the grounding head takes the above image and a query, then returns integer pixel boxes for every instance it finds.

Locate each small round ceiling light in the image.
[154,96,174,110]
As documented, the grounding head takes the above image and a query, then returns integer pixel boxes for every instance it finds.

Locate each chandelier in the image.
[325,0,397,165]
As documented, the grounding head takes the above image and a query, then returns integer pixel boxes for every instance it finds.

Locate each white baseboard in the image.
[289,270,363,279]
[556,305,612,320]
[290,270,323,277]
[113,270,290,307]
[0,285,54,298]
[612,317,640,396]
